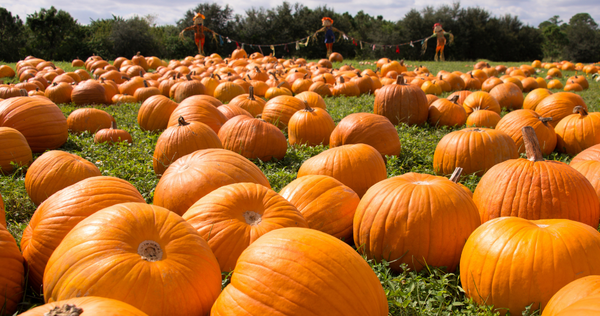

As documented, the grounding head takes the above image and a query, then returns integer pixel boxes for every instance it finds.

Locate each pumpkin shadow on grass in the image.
[60,138,83,152]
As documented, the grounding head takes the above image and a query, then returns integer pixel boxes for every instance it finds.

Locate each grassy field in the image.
[1,59,598,315]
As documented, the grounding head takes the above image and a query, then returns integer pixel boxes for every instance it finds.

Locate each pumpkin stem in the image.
[248,86,255,100]
[215,73,222,80]
[177,116,190,126]
[573,106,588,116]
[303,73,308,79]
[449,167,463,183]
[396,75,405,85]
[19,89,27,96]
[139,70,143,77]
[138,240,163,262]
[522,126,545,162]
[303,100,314,112]
[143,80,149,88]
[339,77,345,84]
[186,73,192,81]
[449,94,460,104]
[111,121,118,129]
[243,211,262,226]
[539,117,553,125]
[44,304,84,316]
[277,81,286,88]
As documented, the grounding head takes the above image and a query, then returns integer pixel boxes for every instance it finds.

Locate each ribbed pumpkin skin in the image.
[137,95,178,132]
[571,160,600,201]
[0,126,32,174]
[473,158,600,227]
[0,193,5,227]
[354,173,480,273]
[460,217,600,315]
[218,116,287,161]
[555,109,600,155]
[153,120,222,176]
[183,183,308,272]
[217,103,252,120]
[428,98,467,127]
[543,276,600,316]
[490,82,523,110]
[288,106,335,146]
[167,96,228,134]
[297,144,386,197]
[496,109,557,155]
[433,128,518,177]
[25,151,101,206]
[0,97,68,152]
[153,149,271,216]
[21,176,145,290]
[295,91,327,109]
[71,80,107,105]
[523,88,552,111]
[173,80,206,103]
[279,175,359,240]
[94,124,132,144]
[447,90,472,105]
[19,296,149,316]
[553,296,600,315]
[262,95,319,129]
[228,93,266,117]
[534,92,587,128]
[43,203,222,316]
[214,82,245,103]
[466,109,501,128]
[0,225,24,315]
[462,91,502,115]
[67,108,113,134]
[44,82,73,104]
[211,227,389,316]
[329,113,400,157]
[373,79,429,126]
[572,144,600,164]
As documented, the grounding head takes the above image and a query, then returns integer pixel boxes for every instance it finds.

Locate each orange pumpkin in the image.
[460,217,600,315]
[71,80,107,105]
[555,106,600,155]
[25,151,101,206]
[211,228,389,316]
[218,115,287,161]
[447,90,472,106]
[473,126,600,227]
[0,193,4,227]
[355,172,480,272]
[44,82,73,104]
[428,95,467,127]
[172,76,206,102]
[572,144,600,164]
[543,276,600,316]
[466,109,501,128]
[535,92,588,128]
[523,88,552,111]
[329,113,400,157]
[19,297,149,316]
[67,108,113,134]
[43,203,222,316]
[137,95,178,132]
[0,127,32,174]
[153,149,271,216]
[0,224,24,315]
[496,109,557,155]
[288,102,335,147]
[167,96,228,133]
[183,183,308,272]
[213,81,245,103]
[262,95,310,129]
[217,103,252,120]
[94,121,132,144]
[462,91,502,115]
[297,144,386,197]
[490,82,523,110]
[373,76,428,126]
[228,86,266,117]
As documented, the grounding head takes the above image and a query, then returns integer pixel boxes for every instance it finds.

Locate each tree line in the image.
[0,3,599,62]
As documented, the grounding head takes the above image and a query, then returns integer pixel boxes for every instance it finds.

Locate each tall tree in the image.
[564,13,600,62]
[0,8,26,62]
[109,15,160,58]
[26,6,83,60]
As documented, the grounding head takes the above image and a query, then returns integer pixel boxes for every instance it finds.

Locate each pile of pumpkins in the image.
[1,50,600,316]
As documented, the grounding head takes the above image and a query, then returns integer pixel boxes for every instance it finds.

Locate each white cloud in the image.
[1,0,598,27]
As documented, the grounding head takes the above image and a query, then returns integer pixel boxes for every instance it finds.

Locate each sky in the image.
[1,0,599,27]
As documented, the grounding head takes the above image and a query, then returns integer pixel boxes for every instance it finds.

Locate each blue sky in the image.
[1,0,598,27]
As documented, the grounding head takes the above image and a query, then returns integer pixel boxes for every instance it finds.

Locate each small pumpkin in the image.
[167,96,228,133]
[228,86,266,117]
[213,81,245,103]
[172,74,206,102]
[466,109,501,128]
[555,106,600,155]
[373,75,429,126]
[428,95,467,127]
[133,80,161,103]
[489,82,523,110]
[523,88,552,111]
[288,102,335,147]
[71,80,107,106]
[0,127,32,174]
[218,115,287,161]
[94,121,132,144]
[137,95,178,132]
[44,82,73,104]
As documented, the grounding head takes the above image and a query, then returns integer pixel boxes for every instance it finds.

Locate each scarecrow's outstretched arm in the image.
[179,25,196,40]
[313,26,327,37]
[331,26,347,37]
[421,35,435,55]
[445,31,454,45]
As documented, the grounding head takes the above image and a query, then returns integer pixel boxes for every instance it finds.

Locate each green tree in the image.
[25,6,85,60]
[109,15,160,58]
[564,13,600,62]
[0,8,26,62]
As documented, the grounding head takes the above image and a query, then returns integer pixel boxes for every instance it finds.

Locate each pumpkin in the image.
[460,217,600,315]
[19,297,149,316]
[564,82,583,91]
[355,172,480,273]
[572,144,600,164]
[214,81,245,103]
[466,109,501,128]
[153,148,271,216]
[462,74,482,90]
[167,96,228,133]
[0,224,24,315]
[439,72,465,91]
[94,121,132,144]
[0,65,16,78]
[71,80,107,105]
[153,117,222,176]
[119,76,145,95]
[262,95,307,129]
[523,88,552,111]
[535,92,588,128]
[462,91,502,115]
[490,82,523,110]
[67,108,113,134]
[548,79,564,89]
[428,95,467,127]
[279,175,359,240]
[21,176,145,290]
[218,115,287,161]
[329,113,400,157]
[473,126,600,227]
[133,80,161,103]
[217,103,252,120]
[496,109,557,155]
[112,94,136,104]
[183,183,307,272]
[44,82,73,104]
[554,106,600,155]
[482,77,503,92]
[25,151,101,206]
[352,73,374,95]
[332,77,360,97]
[0,192,4,227]
[172,75,206,102]
[265,81,293,100]
[0,97,68,152]
[188,94,223,108]
[137,95,178,132]
[295,91,326,109]
[567,75,589,90]
[228,86,266,117]
[373,76,429,126]
[211,227,389,316]
[297,144,386,197]
[521,77,540,92]
[434,128,518,177]
[43,203,222,316]
[543,276,600,316]
[288,102,335,147]
[0,127,32,174]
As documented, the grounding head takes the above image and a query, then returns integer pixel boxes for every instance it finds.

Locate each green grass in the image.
[1,59,599,315]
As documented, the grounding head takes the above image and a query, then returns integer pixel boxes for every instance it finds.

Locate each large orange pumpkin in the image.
[523,88,552,111]
[543,276,600,316]
[279,175,359,240]
[297,144,386,197]
[534,92,587,128]
[218,115,287,161]
[211,227,389,316]
[0,224,24,315]
[19,296,149,316]
[489,82,523,110]
[71,80,107,105]
[137,95,178,132]
[433,128,518,177]
[66,108,113,134]
[466,109,501,128]
[288,102,335,147]
[329,113,400,157]
[373,75,428,126]
[0,126,32,174]
[462,91,502,115]
[167,96,228,134]
[43,203,222,316]
[354,172,480,273]
[460,217,600,315]
[183,183,307,272]
[227,87,266,117]
[0,97,68,152]
[572,143,600,164]
[25,151,101,206]
[262,95,322,129]
[473,126,600,227]
[153,148,271,216]
[496,109,557,155]
[428,95,467,127]
[555,106,600,155]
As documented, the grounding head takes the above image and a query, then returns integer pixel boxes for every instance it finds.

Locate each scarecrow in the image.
[313,17,346,57]
[421,23,454,61]
[179,13,216,55]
